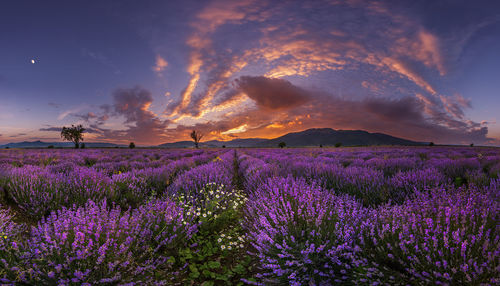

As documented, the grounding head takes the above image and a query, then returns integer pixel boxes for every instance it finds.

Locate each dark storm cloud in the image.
[72,81,493,145]
[363,97,425,123]
[235,76,310,110]
[206,76,493,144]
[154,76,495,144]
[86,87,170,143]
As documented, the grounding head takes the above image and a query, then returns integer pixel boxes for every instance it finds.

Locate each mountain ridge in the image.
[1,128,423,149]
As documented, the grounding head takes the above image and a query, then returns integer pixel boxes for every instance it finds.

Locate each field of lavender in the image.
[0,147,499,285]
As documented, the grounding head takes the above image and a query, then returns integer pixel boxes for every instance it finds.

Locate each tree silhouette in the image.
[278,142,286,148]
[61,124,85,149]
[129,142,136,149]
[190,130,203,149]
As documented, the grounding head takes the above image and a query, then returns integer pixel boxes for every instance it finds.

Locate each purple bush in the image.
[244,176,368,285]
[5,166,112,218]
[389,168,448,203]
[168,152,234,197]
[0,147,498,284]
[20,199,197,284]
[359,184,500,285]
[0,207,24,283]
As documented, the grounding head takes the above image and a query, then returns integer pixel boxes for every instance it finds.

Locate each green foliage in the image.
[129,142,136,149]
[175,183,256,284]
[83,157,97,167]
[60,124,85,149]
[335,142,342,148]
[417,152,428,161]
[453,176,466,187]
[278,142,286,148]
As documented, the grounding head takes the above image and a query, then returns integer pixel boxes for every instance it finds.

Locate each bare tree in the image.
[190,130,203,149]
[61,124,85,149]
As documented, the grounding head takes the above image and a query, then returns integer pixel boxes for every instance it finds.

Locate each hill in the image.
[158,128,421,148]
[256,128,421,147]
[1,129,422,149]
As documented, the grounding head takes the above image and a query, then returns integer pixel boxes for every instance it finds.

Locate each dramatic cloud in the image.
[23,0,499,145]
[86,76,492,145]
[235,76,310,110]
[161,0,456,122]
[67,87,170,144]
[186,76,492,144]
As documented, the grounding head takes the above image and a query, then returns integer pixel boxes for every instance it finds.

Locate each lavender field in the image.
[0,147,499,285]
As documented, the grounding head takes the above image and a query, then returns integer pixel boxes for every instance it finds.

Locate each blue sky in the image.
[0,0,499,145]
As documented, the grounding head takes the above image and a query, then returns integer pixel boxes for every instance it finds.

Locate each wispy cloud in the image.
[152,55,168,75]
[57,105,87,120]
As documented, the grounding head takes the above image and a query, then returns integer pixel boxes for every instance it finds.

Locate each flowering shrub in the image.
[5,166,112,219]
[389,168,448,203]
[0,207,24,283]
[359,185,500,285]
[0,147,498,284]
[244,176,368,285]
[168,152,234,196]
[430,158,481,181]
[175,183,254,283]
[309,164,387,206]
[364,157,419,176]
[111,166,170,208]
[21,199,196,284]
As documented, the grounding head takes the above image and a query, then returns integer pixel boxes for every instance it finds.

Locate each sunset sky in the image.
[1,0,499,146]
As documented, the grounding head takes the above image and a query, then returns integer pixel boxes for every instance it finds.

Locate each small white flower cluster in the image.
[217,233,246,251]
[177,183,248,220]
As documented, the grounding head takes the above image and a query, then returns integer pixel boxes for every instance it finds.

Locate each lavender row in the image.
[243,175,499,285]
[0,147,498,284]
[0,150,227,219]
[239,148,500,205]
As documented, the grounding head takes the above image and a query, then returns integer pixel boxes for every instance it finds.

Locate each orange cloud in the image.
[152,55,168,74]
[221,124,248,135]
[381,57,437,94]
